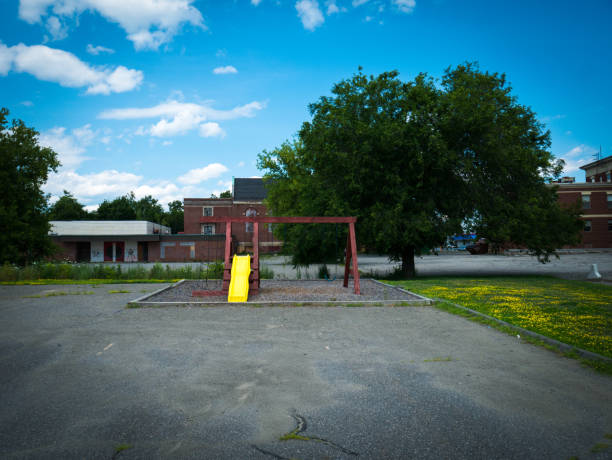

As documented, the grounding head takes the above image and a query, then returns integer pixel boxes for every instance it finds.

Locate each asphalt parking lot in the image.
[1,282,611,459]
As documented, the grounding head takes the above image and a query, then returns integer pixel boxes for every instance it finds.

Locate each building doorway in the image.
[103,242,125,262]
[76,242,90,262]
[138,242,149,262]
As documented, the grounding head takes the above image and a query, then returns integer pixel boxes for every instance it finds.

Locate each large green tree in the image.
[0,108,60,264]
[97,194,137,220]
[162,200,184,233]
[134,194,165,223]
[48,190,88,220]
[258,65,582,277]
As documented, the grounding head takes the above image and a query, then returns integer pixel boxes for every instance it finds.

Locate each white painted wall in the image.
[50,221,170,236]
[125,240,138,262]
[91,240,104,262]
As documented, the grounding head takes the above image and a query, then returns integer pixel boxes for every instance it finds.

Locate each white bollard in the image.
[587,264,602,280]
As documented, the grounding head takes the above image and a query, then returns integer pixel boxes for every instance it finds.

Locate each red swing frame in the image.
[194,216,361,296]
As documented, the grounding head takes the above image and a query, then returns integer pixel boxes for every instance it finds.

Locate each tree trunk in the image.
[401,246,416,278]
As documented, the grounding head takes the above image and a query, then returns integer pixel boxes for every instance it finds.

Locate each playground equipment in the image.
[192,216,361,299]
[227,254,251,302]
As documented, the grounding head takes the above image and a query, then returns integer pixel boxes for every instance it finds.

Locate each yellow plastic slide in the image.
[227,254,251,302]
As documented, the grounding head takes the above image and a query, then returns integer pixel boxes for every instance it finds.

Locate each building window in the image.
[203,207,213,216]
[608,194,612,209]
[268,223,273,233]
[582,195,591,209]
[584,220,591,232]
[245,208,257,232]
[609,220,612,231]
[607,172,611,182]
[201,224,215,235]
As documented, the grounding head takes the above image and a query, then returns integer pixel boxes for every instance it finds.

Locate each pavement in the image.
[106,251,612,281]
[1,283,611,459]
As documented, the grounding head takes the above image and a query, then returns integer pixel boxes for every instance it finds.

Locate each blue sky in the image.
[1,0,610,210]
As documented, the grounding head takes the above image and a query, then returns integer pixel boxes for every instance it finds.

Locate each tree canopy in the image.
[257,64,582,276]
[0,107,60,264]
[48,190,89,220]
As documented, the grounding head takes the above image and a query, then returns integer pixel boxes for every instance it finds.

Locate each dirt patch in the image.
[136,279,428,305]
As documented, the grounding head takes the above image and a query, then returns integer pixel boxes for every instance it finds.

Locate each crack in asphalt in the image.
[253,412,358,459]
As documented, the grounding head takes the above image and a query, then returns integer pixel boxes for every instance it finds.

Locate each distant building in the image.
[50,178,282,263]
[50,220,171,262]
[581,155,612,183]
[552,176,575,184]
[183,178,282,254]
[555,183,612,249]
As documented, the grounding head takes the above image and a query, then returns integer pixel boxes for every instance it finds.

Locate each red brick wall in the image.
[52,241,78,262]
[556,185,612,248]
[183,199,282,253]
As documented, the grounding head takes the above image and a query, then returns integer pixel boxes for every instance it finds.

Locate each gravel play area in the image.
[134,279,430,306]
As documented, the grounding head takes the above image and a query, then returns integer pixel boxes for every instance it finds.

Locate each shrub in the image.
[260,265,274,279]
[318,264,330,279]
[0,262,18,281]
[149,262,164,279]
[205,261,224,279]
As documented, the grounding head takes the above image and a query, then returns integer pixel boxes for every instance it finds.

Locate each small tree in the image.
[134,195,164,223]
[0,108,60,264]
[48,190,88,220]
[97,194,137,220]
[163,200,184,233]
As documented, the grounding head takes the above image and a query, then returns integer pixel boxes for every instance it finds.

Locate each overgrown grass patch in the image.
[0,261,225,283]
[386,276,612,359]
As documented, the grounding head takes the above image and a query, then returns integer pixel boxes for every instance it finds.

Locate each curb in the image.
[128,278,433,307]
[435,298,612,364]
[129,279,184,304]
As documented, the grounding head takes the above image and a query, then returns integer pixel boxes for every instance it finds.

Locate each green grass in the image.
[23,290,94,298]
[4,279,176,285]
[0,261,225,283]
[108,289,131,294]
[386,276,612,360]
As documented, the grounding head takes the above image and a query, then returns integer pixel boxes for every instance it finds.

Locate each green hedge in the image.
[0,261,226,282]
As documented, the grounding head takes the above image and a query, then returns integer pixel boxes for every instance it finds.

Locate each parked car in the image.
[466,239,488,255]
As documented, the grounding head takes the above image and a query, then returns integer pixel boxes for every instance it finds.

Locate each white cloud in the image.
[326,1,345,14]
[0,42,142,94]
[393,0,416,13]
[45,15,68,40]
[215,48,227,58]
[237,161,245,167]
[352,0,370,6]
[0,43,15,76]
[251,0,262,5]
[296,0,324,31]
[38,124,97,169]
[213,65,238,75]
[99,99,266,138]
[198,122,225,138]
[21,100,34,106]
[86,44,115,55]
[558,144,596,175]
[178,163,229,185]
[44,169,146,204]
[18,0,205,50]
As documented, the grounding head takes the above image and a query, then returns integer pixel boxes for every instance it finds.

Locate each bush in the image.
[0,262,18,281]
[149,262,165,279]
[260,265,275,280]
[318,264,330,279]
[205,261,224,279]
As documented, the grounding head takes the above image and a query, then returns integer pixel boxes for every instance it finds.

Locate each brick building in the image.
[554,155,612,249]
[183,178,281,255]
[51,178,281,262]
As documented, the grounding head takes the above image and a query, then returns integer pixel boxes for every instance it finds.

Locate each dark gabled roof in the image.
[234,178,268,201]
